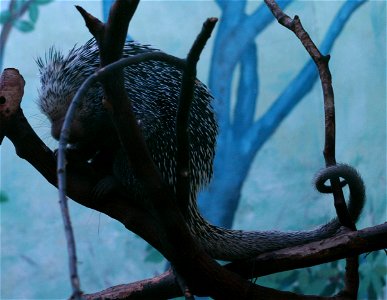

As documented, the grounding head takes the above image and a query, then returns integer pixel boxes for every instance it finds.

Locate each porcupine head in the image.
[37,44,119,162]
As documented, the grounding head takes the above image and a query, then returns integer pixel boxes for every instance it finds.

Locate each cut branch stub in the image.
[75,6,105,41]
[0,68,25,117]
[0,68,25,143]
[77,0,140,66]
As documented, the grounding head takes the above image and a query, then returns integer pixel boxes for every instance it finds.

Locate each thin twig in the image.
[57,90,83,300]
[172,266,195,300]
[264,0,360,298]
[175,17,218,216]
[263,0,354,228]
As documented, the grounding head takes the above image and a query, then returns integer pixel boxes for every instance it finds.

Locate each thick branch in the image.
[226,223,387,278]
[84,269,181,300]
[85,223,387,299]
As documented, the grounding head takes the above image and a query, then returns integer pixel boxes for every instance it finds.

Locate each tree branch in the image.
[176,17,217,215]
[84,223,387,299]
[76,0,160,186]
[0,68,24,142]
[264,0,363,297]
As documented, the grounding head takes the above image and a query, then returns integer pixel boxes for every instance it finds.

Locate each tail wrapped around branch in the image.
[190,164,366,261]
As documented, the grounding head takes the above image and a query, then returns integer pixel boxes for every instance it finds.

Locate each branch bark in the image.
[84,223,387,299]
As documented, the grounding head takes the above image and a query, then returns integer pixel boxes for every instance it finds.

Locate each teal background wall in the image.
[1,1,385,299]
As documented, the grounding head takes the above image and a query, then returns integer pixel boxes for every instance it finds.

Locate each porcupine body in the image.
[37,39,365,261]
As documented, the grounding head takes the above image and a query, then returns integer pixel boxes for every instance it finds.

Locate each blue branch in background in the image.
[209,0,292,133]
[102,0,114,22]
[233,42,259,139]
[200,0,292,225]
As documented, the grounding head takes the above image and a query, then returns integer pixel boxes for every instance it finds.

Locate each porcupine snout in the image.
[51,116,64,140]
[50,116,86,143]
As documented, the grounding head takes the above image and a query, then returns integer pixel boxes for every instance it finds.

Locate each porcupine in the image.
[37,38,366,261]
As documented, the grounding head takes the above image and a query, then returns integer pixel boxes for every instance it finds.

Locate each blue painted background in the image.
[1,1,385,299]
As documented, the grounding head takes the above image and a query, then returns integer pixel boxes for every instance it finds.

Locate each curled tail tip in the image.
[314,163,366,223]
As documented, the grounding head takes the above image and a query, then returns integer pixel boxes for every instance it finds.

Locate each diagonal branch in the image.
[84,223,387,299]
